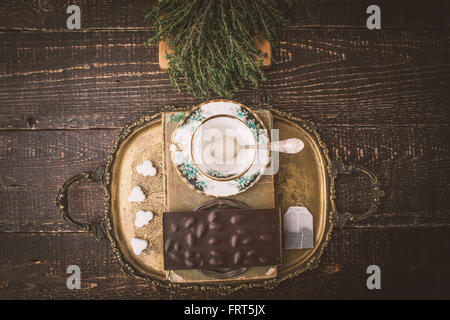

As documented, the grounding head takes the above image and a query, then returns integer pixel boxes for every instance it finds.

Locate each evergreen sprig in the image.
[145,0,288,99]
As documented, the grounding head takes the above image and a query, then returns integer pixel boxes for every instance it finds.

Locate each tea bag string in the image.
[297,202,304,249]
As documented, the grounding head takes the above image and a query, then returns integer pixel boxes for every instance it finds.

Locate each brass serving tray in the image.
[55,109,384,293]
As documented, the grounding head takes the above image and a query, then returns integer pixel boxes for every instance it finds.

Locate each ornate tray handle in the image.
[54,165,107,240]
[332,158,385,228]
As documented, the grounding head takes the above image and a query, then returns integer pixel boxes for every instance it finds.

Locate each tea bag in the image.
[284,206,314,249]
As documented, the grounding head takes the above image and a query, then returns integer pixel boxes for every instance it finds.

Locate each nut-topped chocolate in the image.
[163,208,282,270]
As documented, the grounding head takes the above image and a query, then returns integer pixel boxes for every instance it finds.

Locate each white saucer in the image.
[171,100,270,197]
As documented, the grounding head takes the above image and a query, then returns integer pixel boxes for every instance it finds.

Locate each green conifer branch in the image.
[145,0,289,99]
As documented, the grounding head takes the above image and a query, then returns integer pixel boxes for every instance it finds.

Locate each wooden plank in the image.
[0,227,449,299]
[0,129,117,233]
[0,29,448,129]
[0,0,448,31]
[0,127,448,233]
[0,232,170,299]
[282,0,450,30]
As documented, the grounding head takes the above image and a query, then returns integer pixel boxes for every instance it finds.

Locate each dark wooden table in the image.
[0,0,449,299]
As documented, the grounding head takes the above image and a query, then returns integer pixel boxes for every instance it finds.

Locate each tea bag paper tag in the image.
[284,206,314,249]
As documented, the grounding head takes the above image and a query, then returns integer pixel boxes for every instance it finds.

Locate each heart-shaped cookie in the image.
[131,237,148,255]
[136,160,157,177]
[128,186,146,202]
[135,210,154,228]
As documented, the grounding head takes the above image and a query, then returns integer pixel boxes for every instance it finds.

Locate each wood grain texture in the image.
[0,29,449,129]
[0,0,448,31]
[0,228,449,299]
[0,0,449,299]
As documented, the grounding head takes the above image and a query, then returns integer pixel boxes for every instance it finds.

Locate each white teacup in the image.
[191,115,256,181]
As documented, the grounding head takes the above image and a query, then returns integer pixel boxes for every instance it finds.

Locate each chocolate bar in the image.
[163,208,281,270]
